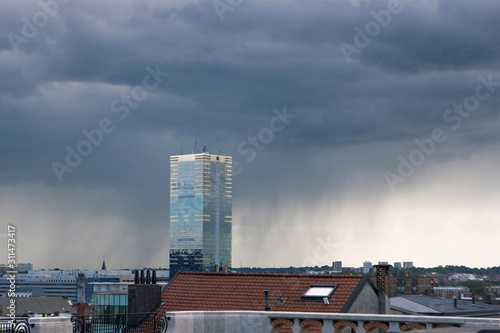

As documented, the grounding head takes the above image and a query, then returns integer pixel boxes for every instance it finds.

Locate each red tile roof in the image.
[158,272,372,313]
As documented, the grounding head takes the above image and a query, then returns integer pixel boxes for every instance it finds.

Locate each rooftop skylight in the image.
[301,284,338,301]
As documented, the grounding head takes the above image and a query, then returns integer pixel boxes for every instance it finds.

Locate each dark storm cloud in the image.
[362,1,500,73]
[1,0,498,183]
[0,0,499,268]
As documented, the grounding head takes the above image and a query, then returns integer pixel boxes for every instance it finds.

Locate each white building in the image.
[363,261,372,274]
[403,262,414,269]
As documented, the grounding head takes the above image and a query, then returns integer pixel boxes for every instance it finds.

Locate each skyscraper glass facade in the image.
[169,153,232,275]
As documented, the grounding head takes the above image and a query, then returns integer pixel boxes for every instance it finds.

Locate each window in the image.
[301,284,338,301]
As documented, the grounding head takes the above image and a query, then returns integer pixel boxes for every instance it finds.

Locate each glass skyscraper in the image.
[169,152,232,275]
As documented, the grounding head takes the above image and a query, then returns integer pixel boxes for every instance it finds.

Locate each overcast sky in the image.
[0,0,499,270]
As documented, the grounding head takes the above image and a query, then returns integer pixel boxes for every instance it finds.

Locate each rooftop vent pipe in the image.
[264,290,270,311]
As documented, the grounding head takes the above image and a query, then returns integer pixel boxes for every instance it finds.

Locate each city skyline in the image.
[0,0,499,270]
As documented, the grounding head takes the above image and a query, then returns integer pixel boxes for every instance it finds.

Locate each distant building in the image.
[484,286,500,305]
[0,276,77,301]
[433,286,470,298]
[169,151,232,275]
[394,262,402,270]
[91,282,130,315]
[391,295,500,317]
[0,265,9,277]
[378,261,389,265]
[403,261,414,269]
[363,261,373,274]
[84,275,134,303]
[332,261,342,273]
[17,263,33,273]
[389,270,431,296]
[486,286,500,295]
[449,273,479,282]
[92,271,166,316]
[0,269,167,303]
[0,296,73,316]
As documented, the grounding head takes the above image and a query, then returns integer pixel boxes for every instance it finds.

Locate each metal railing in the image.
[71,312,170,333]
[0,318,33,333]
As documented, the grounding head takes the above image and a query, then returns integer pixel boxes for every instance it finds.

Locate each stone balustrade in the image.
[2,312,499,332]
[164,311,500,333]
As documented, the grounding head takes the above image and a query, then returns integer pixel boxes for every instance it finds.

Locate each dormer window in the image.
[301,284,338,301]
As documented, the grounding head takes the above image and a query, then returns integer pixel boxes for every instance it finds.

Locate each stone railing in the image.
[0,316,72,333]
[164,311,500,333]
[2,312,499,333]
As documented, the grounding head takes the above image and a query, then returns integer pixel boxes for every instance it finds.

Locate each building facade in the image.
[363,261,373,274]
[17,263,33,273]
[0,276,77,301]
[403,261,414,269]
[332,261,342,273]
[0,270,159,303]
[91,282,129,315]
[391,270,432,296]
[169,152,232,275]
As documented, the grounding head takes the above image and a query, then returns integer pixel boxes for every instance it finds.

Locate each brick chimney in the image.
[375,264,391,297]
[76,273,86,316]
[374,264,391,314]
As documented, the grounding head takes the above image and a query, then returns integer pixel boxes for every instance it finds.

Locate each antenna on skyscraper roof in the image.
[193,139,197,154]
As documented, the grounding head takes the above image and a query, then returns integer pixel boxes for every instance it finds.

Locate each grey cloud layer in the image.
[0,0,499,268]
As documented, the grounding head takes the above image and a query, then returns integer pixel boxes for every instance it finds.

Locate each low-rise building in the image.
[0,269,168,303]
[433,286,470,298]
[392,270,432,296]
[391,295,500,318]
[17,263,33,273]
[0,296,74,316]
